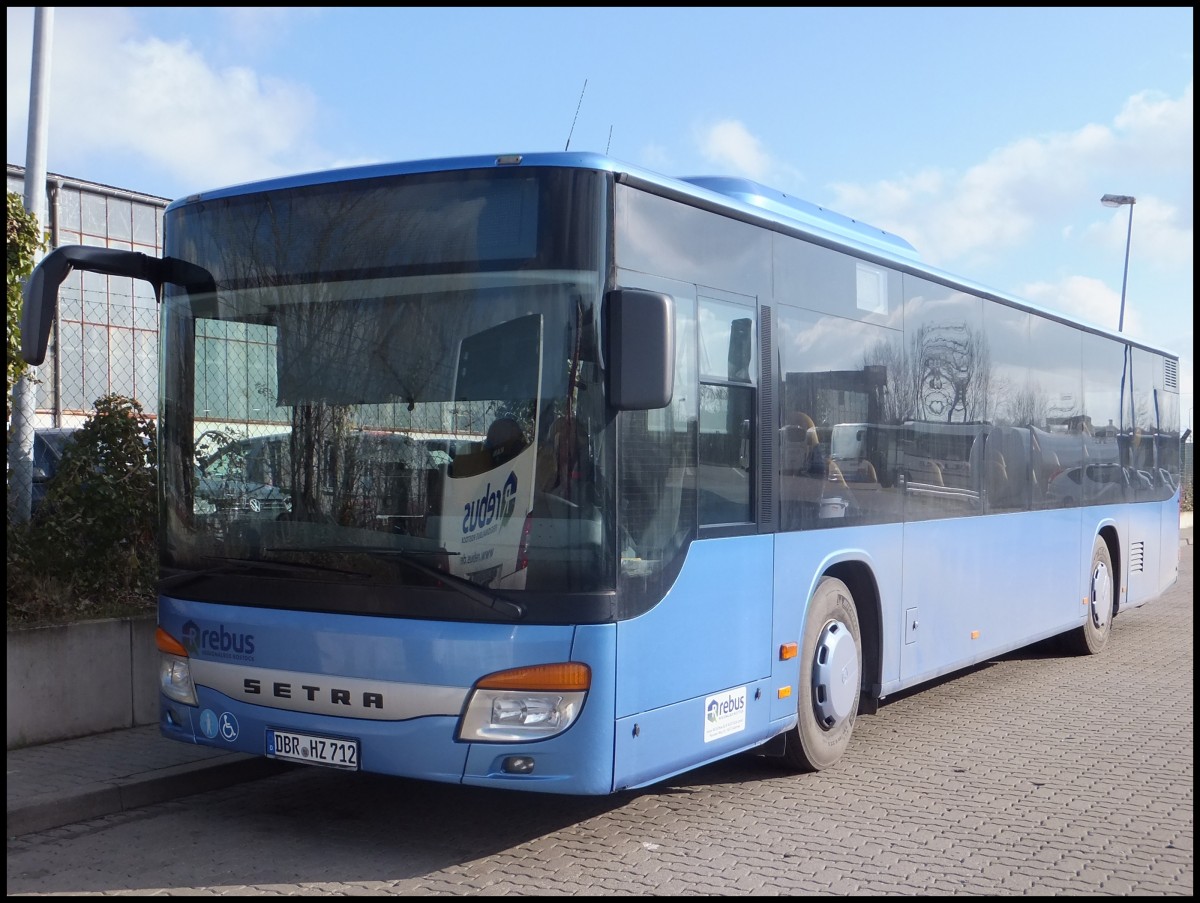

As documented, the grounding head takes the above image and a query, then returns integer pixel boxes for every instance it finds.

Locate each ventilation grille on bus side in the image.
[1164,358,1179,391]
[1130,541,1145,574]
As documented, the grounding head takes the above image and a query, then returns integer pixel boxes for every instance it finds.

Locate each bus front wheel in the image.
[782,576,862,772]
[1062,536,1115,656]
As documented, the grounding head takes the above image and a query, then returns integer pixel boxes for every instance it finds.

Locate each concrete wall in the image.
[6,616,158,749]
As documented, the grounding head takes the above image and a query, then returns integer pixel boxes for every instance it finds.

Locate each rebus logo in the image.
[706,692,745,723]
[181,619,255,657]
[461,472,519,535]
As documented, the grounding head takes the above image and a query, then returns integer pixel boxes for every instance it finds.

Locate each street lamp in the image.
[1101,194,1136,332]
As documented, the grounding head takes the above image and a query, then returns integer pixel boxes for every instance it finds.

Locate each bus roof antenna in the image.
[606,125,613,155]
[565,79,587,151]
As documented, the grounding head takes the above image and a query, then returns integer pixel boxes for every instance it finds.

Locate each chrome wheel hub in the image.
[1091,559,1112,629]
[812,619,860,729]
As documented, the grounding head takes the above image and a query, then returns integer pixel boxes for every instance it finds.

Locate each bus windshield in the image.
[158,167,613,614]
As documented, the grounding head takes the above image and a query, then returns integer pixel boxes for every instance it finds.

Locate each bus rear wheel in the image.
[782,576,862,772]
[1062,536,1114,656]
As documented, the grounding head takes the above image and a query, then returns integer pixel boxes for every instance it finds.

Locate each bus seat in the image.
[856,460,879,487]
[450,447,491,478]
[789,411,816,431]
[1041,452,1061,489]
[781,415,816,475]
[827,459,849,490]
[986,453,1009,506]
[484,417,525,466]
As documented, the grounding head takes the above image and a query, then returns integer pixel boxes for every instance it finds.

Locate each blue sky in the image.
[7,7,1194,430]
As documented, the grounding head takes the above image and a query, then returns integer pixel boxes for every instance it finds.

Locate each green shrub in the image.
[7,394,158,627]
[7,191,46,423]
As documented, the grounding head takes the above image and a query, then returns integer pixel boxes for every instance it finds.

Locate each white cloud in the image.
[8,8,326,194]
[80,35,319,192]
[1021,275,1123,334]
[827,85,1193,269]
[1114,84,1195,182]
[216,7,324,52]
[637,142,675,173]
[1090,196,1194,270]
[696,120,772,181]
[693,119,805,189]
[829,126,1116,266]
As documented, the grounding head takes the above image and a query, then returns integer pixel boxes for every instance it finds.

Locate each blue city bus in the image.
[21,152,1183,795]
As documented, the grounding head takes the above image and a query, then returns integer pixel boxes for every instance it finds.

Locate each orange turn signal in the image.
[476,662,591,692]
[155,627,188,656]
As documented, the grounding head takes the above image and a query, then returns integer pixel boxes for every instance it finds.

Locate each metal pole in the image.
[9,7,54,524]
[1117,202,1134,333]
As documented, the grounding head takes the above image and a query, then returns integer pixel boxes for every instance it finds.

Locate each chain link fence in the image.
[7,167,165,523]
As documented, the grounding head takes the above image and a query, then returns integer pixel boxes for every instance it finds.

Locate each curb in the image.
[7,755,289,838]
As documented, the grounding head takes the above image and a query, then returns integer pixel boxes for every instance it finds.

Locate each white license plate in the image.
[266,729,359,770]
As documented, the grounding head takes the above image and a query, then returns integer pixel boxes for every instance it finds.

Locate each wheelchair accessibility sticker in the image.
[199,709,240,742]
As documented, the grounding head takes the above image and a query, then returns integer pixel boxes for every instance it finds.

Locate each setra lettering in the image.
[241,678,384,709]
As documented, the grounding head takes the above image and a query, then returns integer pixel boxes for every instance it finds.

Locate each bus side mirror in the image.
[20,250,72,366]
[604,289,674,411]
[21,246,172,365]
[20,246,210,366]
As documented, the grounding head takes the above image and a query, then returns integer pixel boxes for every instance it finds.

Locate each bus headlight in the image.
[159,655,197,705]
[156,627,197,706]
[458,662,590,742]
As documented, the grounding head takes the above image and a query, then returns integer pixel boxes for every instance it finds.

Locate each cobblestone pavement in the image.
[7,528,1192,895]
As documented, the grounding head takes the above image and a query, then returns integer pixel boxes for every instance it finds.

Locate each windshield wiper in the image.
[162,556,370,592]
[267,545,525,620]
[373,548,526,620]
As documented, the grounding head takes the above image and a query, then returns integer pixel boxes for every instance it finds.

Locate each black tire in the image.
[781,576,862,772]
[1062,536,1115,656]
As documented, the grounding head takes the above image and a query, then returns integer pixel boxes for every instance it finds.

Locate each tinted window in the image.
[777,303,904,530]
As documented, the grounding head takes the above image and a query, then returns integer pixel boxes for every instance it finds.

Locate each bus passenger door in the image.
[612,280,776,790]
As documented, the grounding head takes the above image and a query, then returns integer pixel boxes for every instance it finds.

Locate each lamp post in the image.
[1101,194,1136,332]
